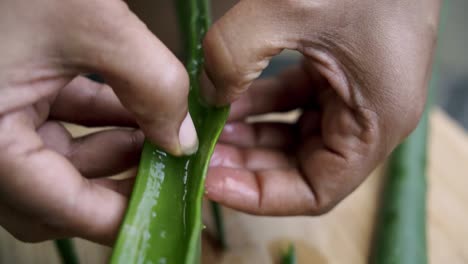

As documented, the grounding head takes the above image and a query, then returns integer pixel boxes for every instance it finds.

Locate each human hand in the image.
[0,0,197,244]
[204,0,441,215]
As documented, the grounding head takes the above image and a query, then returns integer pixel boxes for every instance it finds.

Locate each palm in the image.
[206,65,382,215]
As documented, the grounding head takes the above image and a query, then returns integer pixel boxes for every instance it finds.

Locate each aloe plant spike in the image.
[110,0,229,262]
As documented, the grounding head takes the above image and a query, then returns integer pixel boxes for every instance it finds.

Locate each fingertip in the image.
[139,111,197,157]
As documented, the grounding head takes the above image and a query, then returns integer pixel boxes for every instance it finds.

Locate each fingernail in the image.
[179,112,199,155]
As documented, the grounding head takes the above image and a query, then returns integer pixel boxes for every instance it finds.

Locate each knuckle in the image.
[151,61,190,115]
[158,61,190,97]
[126,61,189,123]
[308,197,338,216]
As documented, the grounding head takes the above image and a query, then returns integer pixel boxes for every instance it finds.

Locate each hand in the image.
[0,0,197,244]
[204,0,441,215]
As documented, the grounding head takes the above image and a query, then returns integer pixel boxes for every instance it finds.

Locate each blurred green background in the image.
[437,0,468,130]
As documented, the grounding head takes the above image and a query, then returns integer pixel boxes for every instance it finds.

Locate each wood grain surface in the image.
[1,109,467,264]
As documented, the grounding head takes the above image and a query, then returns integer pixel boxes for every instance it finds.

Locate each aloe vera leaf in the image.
[369,60,439,264]
[370,106,429,264]
[54,239,79,264]
[110,0,229,262]
[281,244,297,264]
[210,201,227,249]
[369,4,445,261]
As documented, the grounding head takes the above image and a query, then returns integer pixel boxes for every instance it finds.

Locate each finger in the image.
[0,175,136,243]
[210,144,295,170]
[0,203,66,242]
[61,0,197,155]
[202,0,319,106]
[226,66,319,121]
[208,104,380,216]
[50,76,136,127]
[92,177,135,197]
[38,122,144,178]
[206,138,372,216]
[205,167,316,215]
[219,122,297,149]
[0,141,127,244]
[295,95,383,214]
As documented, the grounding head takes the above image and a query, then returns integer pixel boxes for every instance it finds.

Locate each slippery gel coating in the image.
[110,0,229,263]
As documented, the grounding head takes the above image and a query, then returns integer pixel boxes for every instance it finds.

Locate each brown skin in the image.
[0,0,440,244]
[204,0,441,215]
[0,0,195,244]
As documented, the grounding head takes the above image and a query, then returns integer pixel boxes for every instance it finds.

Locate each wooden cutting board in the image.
[1,109,467,264]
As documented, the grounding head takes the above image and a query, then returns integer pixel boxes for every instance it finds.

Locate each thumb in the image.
[64,0,198,156]
[202,0,311,106]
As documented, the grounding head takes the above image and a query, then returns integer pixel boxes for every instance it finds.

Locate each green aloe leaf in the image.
[54,239,79,264]
[281,244,297,264]
[110,0,229,263]
[370,4,445,261]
